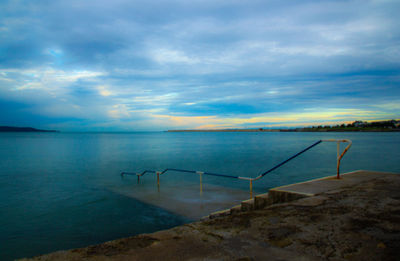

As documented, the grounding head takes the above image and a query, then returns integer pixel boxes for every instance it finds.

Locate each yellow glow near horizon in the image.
[153,108,397,129]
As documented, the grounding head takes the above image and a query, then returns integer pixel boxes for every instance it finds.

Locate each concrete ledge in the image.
[230,205,241,214]
[254,193,269,209]
[267,190,310,205]
[208,209,231,219]
[241,198,255,211]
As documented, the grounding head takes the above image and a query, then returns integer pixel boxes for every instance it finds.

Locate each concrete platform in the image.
[207,170,399,219]
[269,170,398,201]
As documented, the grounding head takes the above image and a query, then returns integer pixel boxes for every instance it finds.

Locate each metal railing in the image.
[121,139,352,196]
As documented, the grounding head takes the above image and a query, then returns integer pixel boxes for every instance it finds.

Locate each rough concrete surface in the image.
[20,173,400,261]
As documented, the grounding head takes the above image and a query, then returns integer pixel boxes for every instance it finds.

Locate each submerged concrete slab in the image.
[110,182,251,220]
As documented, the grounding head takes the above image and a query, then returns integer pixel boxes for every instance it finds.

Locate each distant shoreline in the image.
[167,128,400,132]
[0,126,58,133]
[167,120,400,132]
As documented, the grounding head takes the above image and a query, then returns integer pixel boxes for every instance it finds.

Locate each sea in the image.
[0,131,399,260]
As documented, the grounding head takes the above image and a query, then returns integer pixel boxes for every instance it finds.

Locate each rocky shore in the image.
[21,173,400,261]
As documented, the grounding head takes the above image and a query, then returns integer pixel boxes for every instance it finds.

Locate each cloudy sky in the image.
[1,0,399,131]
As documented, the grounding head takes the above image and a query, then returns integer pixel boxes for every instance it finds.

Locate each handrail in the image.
[121,139,352,196]
[253,140,323,180]
[321,139,352,178]
[121,168,239,179]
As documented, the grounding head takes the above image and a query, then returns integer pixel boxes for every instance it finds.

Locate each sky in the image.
[0,0,399,131]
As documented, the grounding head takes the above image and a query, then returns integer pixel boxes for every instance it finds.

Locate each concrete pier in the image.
[207,170,399,218]
[21,170,400,261]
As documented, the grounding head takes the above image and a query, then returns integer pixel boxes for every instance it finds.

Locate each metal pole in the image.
[250,180,253,198]
[196,171,204,196]
[200,172,203,196]
[337,141,340,179]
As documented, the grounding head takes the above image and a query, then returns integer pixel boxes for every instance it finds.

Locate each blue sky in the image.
[0,0,399,131]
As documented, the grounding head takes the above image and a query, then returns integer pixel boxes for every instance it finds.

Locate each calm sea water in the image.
[0,131,399,260]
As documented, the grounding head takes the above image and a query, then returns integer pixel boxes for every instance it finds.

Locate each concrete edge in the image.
[270,170,365,191]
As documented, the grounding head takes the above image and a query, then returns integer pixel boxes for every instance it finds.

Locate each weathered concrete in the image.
[269,170,396,197]
[264,170,391,205]
[207,170,396,219]
[21,171,400,261]
[241,198,255,211]
[253,193,269,209]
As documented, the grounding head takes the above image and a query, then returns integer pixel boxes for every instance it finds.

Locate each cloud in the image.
[0,0,399,130]
[149,48,200,64]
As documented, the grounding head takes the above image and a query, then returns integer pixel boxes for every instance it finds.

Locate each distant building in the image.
[353,121,365,127]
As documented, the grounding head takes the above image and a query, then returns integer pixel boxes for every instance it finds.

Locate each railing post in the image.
[249,180,253,198]
[322,139,352,179]
[200,173,203,196]
[196,171,204,196]
[337,141,340,179]
[155,171,160,192]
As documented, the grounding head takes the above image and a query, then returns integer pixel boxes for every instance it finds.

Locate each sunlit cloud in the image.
[108,104,131,119]
[1,68,104,92]
[373,102,400,111]
[150,48,199,64]
[97,85,112,97]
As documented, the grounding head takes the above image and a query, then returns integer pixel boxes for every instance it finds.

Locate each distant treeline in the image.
[0,126,58,132]
[300,120,400,132]
[168,120,400,132]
